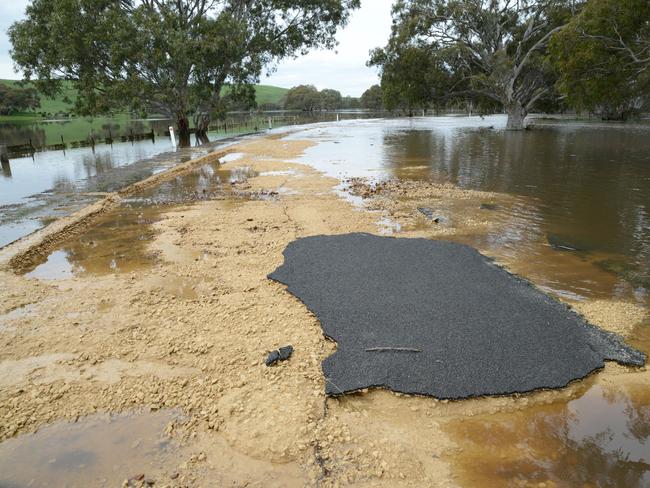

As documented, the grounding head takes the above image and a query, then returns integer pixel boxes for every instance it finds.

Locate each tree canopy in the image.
[370,0,577,129]
[283,85,321,111]
[283,85,350,111]
[10,0,359,144]
[360,85,383,110]
[0,83,40,116]
[319,88,343,110]
[549,0,650,120]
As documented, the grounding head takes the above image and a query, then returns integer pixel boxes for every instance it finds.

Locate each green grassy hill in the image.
[1,79,78,115]
[0,79,288,118]
[253,84,288,106]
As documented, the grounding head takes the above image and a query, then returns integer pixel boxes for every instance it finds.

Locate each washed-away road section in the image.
[269,233,646,399]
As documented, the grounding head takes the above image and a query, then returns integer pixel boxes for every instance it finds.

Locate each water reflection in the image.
[446,384,650,487]
[0,410,183,488]
[1,160,10,178]
[22,162,254,279]
[294,116,650,303]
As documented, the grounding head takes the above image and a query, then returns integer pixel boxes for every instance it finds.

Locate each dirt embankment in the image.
[0,134,647,487]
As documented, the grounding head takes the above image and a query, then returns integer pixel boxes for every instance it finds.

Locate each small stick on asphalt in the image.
[366,347,422,353]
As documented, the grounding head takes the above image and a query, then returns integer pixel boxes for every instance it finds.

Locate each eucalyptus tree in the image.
[283,84,321,111]
[0,83,40,115]
[550,0,650,119]
[360,85,383,110]
[9,0,359,145]
[371,0,576,129]
[319,89,343,110]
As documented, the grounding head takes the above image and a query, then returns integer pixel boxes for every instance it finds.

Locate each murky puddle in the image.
[21,159,257,280]
[0,409,184,488]
[444,383,650,487]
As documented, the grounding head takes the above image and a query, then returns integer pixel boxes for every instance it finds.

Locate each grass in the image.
[0,79,288,120]
[253,84,288,106]
[1,79,78,115]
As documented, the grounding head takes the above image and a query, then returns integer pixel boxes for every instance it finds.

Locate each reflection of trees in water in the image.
[1,160,11,178]
[451,385,650,487]
[51,174,76,193]
[100,123,121,139]
[0,124,47,147]
[382,126,650,289]
[80,153,117,179]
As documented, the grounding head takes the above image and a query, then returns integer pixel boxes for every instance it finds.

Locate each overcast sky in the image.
[0,0,393,97]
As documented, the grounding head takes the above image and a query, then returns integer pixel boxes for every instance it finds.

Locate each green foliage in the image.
[549,0,650,119]
[0,80,288,118]
[254,85,290,106]
[319,89,343,110]
[360,85,383,110]
[341,96,361,109]
[9,0,359,137]
[0,82,40,115]
[284,85,321,111]
[370,0,576,128]
[0,79,75,116]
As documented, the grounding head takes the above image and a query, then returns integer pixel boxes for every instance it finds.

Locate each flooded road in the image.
[2,116,649,487]
[21,153,254,279]
[0,135,224,248]
[291,116,650,305]
[446,381,650,488]
[288,116,650,487]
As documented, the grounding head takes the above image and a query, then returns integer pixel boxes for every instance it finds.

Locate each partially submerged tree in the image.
[10,0,359,145]
[341,95,361,109]
[371,0,576,129]
[319,88,343,110]
[360,85,383,110]
[550,0,650,120]
[283,85,321,111]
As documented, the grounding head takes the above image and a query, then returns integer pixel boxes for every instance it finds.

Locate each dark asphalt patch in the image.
[268,233,645,399]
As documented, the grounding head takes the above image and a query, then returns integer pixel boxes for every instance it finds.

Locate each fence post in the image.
[0,144,9,165]
[169,126,177,149]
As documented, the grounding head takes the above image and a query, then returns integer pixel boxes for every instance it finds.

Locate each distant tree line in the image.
[0,83,40,115]
[368,0,650,129]
[282,85,362,111]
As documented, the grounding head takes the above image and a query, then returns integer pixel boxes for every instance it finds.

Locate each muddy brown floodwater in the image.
[0,409,184,487]
[0,117,648,487]
[21,153,258,279]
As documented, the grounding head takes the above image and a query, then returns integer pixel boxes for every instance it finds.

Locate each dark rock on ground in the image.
[265,345,294,366]
[269,233,645,399]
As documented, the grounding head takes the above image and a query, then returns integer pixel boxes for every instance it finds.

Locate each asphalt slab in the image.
[268,233,646,399]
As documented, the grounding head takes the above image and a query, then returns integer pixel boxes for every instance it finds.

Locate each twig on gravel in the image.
[365,347,422,353]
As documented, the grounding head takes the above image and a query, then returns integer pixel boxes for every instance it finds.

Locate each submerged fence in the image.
[1,111,386,160]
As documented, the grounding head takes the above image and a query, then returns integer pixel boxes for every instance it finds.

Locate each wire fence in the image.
[1,110,387,159]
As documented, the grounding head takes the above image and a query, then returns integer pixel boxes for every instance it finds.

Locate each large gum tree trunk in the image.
[176,115,191,147]
[194,112,211,146]
[506,102,527,130]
